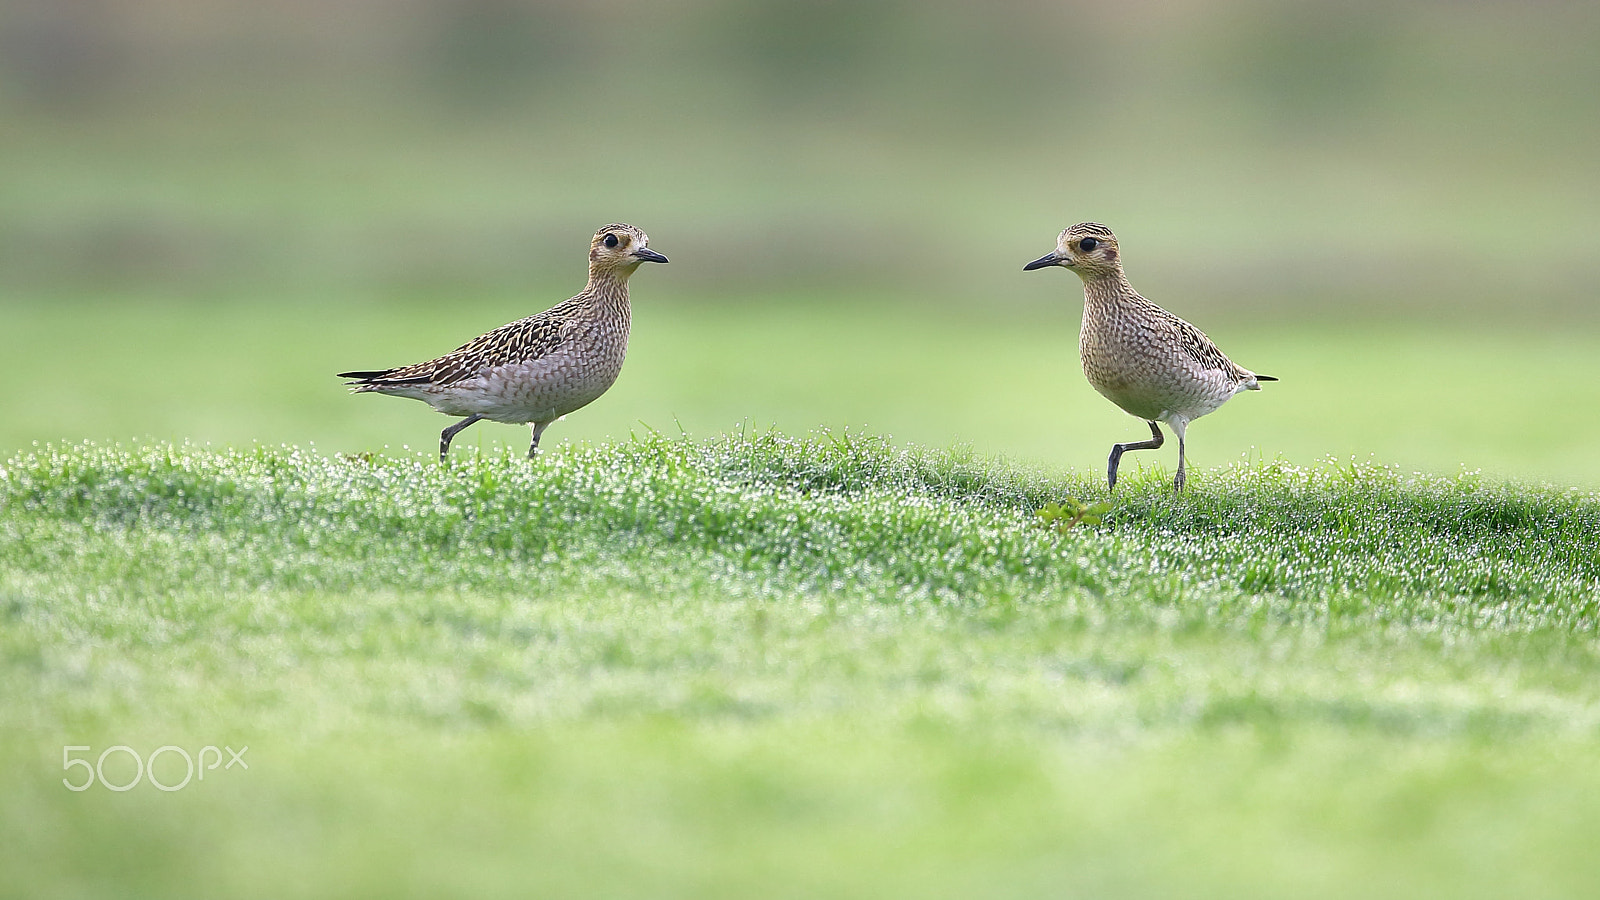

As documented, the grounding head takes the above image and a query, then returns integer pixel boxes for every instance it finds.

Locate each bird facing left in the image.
[338,223,668,461]
[1024,222,1274,492]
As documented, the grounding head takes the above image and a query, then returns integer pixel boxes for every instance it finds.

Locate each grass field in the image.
[4,436,1600,898]
[7,295,1600,488]
[6,4,1600,894]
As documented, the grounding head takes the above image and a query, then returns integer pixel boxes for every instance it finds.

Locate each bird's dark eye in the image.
[603,233,619,248]
[1079,237,1098,252]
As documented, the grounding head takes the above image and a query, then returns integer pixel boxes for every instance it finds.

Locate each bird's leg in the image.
[527,421,553,459]
[1107,421,1164,491]
[439,414,485,462]
[1172,419,1189,492]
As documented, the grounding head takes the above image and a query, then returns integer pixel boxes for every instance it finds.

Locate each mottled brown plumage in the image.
[339,224,668,461]
[1025,222,1275,491]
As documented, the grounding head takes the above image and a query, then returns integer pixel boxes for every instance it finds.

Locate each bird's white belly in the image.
[1082,333,1238,424]
[1090,369,1235,423]
[428,350,624,423]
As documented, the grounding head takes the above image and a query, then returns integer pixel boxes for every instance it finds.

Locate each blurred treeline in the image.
[2,0,1597,316]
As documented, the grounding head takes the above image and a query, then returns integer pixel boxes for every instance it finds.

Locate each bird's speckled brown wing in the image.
[1169,315,1247,380]
[351,297,581,387]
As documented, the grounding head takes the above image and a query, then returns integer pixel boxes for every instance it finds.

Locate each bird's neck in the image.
[583,268,634,307]
[1080,270,1137,309]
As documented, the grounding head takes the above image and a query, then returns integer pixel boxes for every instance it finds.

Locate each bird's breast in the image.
[1079,307,1228,422]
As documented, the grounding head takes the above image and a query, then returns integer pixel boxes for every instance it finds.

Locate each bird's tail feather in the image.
[337,369,433,386]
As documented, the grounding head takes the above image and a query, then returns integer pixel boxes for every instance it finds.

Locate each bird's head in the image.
[589,224,668,277]
[1023,222,1121,280]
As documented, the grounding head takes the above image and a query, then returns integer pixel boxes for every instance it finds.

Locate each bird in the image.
[338,223,668,462]
[1024,222,1275,492]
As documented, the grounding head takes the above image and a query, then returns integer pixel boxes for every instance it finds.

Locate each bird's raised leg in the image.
[1108,420,1164,491]
[439,414,485,462]
[527,421,553,459]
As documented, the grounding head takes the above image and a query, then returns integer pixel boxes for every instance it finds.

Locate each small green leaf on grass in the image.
[1035,498,1113,533]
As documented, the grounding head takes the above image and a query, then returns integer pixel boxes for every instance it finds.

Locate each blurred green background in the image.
[3,0,1598,484]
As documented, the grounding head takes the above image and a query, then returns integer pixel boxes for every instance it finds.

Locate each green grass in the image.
[4,436,1600,898]
[7,8,1600,893]
[7,295,1600,487]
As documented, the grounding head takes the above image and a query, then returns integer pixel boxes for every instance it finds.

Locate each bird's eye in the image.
[1079,237,1098,252]
[603,233,619,249]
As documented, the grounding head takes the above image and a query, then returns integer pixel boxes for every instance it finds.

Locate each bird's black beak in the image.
[633,248,669,264]
[1023,251,1063,271]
